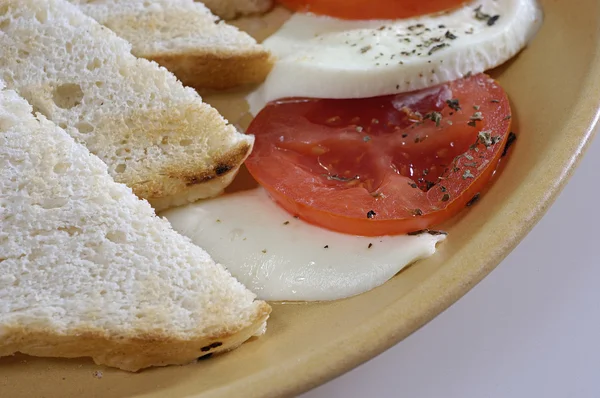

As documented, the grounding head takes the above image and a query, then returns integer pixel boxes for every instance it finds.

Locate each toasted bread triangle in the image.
[0,0,253,210]
[73,0,274,91]
[0,83,270,371]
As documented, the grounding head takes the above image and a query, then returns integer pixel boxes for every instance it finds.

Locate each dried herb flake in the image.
[446,98,461,111]
[463,169,475,179]
[428,43,448,56]
[424,111,443,127]
[445,30,457,40]
[470,111,483,121]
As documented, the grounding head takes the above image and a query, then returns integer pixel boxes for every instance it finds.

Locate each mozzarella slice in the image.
[248,0,542,115]
[162,189,445,302]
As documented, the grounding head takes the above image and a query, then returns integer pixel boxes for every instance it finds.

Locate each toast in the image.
[0,0,253,211]
[201,0,273,19]
[74,0,274,91]
[0,82,270,372]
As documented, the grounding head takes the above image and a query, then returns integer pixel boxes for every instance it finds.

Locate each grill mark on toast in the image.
[173,141,252,187]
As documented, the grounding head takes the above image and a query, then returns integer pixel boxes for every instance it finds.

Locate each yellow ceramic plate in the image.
[1,1,599,397]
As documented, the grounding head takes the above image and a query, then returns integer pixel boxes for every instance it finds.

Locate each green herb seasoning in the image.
[446,98,461,111]
[470,111,483,121]
[428,43,448,56]
[463,169,475,179]
[474,5,491,21]
[474,6,500,26]
[445,30,457,40]
[487,15,500,26]
[360,45,372,54]
[424,111,443,127]
[478,130,493,146]
[325,174,359,182]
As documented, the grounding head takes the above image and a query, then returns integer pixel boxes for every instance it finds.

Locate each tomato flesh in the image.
[277,0,467,20]
[245,74,512,236]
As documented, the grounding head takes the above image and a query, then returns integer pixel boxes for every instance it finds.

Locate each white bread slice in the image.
[200,0,273,19]
[0,0,253,211]
[0,82,270,372]
[72,0,274,91]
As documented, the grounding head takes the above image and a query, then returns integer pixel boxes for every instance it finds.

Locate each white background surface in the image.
[302,133,600,397]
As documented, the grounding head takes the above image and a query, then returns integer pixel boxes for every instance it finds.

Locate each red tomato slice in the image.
[245,74,512,236]
[277,0,467,20]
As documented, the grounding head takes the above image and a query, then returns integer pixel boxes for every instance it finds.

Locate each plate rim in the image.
[193,35,600,398]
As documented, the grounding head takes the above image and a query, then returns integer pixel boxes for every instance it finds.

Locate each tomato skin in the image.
[246,74,512,236]
[277,0,467,20]
[263,146,501,236]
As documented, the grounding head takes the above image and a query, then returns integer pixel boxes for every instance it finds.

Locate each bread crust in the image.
[18,84,254,208]
[0,0,259,209]
[148,48,274,91]
[0,82,272,372]
[202,0,274,20]
[130,139,253,209]
[0,302,271,372]
[77,0,274,90]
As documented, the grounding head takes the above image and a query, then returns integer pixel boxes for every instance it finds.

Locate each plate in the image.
[1,1,599,397]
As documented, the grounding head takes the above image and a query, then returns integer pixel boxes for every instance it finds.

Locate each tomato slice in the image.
[277,0,467,20]
[245,74,512,236]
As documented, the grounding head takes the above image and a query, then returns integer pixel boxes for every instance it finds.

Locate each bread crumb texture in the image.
[0,82,270,371]
[72,0,274,90]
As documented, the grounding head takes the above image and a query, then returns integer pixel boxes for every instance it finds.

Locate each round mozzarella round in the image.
[162,189,445,301]
[248,0,542,115]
